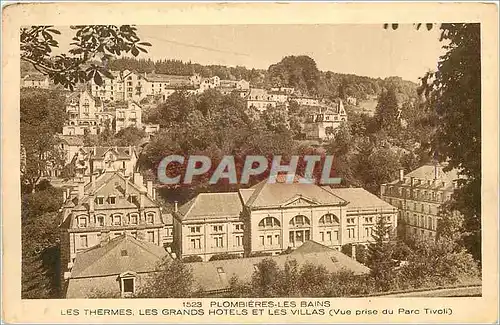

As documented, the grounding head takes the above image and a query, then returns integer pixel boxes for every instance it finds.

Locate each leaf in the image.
[131,47,139,57]
[46,28,61,35]
[138,42,152,46]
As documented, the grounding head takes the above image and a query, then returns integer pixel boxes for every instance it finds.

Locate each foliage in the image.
[399,237,480,288]
[21,25,151,90]
[181,255,203,263]
[137,258,196,298]
[22,211,61,298]
[341,243,368,265]
[367,216,397,291]
[22,186,63,220]
[208,253,241,261]
[267,55,321,95]
[114,126,148,146]
[20,88,67,191]
[250,258,282,297]
[297,263,330,297]
[374,88,401,137]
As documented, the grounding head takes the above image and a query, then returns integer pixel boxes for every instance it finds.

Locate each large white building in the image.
[173,176,397,261]
[380,164,461,240]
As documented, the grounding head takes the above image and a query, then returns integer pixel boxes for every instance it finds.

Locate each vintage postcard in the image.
[2,1,498,324]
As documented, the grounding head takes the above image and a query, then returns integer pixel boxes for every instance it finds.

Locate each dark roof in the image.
[81,146,136,160]
[189,241,369,292]
[70,234,168,278]
[176,192,243,222]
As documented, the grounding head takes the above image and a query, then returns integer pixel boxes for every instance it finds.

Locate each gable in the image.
[282,196,319,207]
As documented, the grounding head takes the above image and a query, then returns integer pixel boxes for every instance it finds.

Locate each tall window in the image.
[129,214,138,225]
[80,235,88,248]
[191,238,201,249]
[78,216,87,228]
[146,213,154,224]
[147,231,155,243]
[96,215,105,227]
[258,217,281,229]
[113,215,121,226]
[214,236,224,248]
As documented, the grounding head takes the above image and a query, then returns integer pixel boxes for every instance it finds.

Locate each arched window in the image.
[289,215,311,227]
[319,213,339,225]
[258,217,281,229]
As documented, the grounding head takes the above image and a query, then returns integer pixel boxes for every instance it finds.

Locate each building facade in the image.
[22,74,50,88]
[304,100,348,140]
[114,101,143,133]
[63,88,104,135]
[380,164,460,240]
[72,146,138,177]
[173,177,397,261]
[59,171,171,279]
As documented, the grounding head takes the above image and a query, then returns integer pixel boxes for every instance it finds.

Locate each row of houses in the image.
[59,159,460,298]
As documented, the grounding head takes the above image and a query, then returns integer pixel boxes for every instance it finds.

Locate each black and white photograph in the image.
[2,2,498,324]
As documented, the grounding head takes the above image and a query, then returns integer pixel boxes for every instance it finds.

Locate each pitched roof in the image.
[142,73,191,83]
[189,241,369,292]
[326,187,396,211]
[70,234,168,278]
[176,192,243,222]
[245,177,347,209]
[386,164,460,188]
[81,146,136,160]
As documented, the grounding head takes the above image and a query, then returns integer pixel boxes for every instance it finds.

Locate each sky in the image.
[54,24,446,83]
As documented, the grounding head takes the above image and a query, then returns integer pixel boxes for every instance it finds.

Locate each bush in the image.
[182,255,203,263]
[22,186,63,220]
[209,253,241,261]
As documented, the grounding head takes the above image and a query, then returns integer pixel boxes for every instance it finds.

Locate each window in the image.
[113,215,121,226]
[347,217,355,224]
[428,216,433,230]
[234,224,244,231]
[235,235,243,247]
[328,231,333,241]
[267,235,272,245]
[96,196,104,205]
[80,235,88,248]
[258,217,281,229]
[191,238,201,249]
[289,215,311,227]
[78,216,87,228]
[320,232,325,241]
[96,215,105,227]
[129,195,138,204]
[364,217,374,223]
[213,225,223,232]
[129,214,138,225]
[274,234,279,244]
[109,196,116,205]
[190,226,201,233]
[147,213,154,224]
[216,267,225,274]
[365,227,371,237]
[122,278,134,294]
[348,228,355,239]
[147,231,155,243]
[319,214,339,225]
[260,236,264,246]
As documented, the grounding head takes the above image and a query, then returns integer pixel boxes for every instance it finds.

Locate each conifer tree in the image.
[367,215,396,292]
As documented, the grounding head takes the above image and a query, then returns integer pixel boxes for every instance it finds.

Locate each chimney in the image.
[410,177,415,187]
[139,191,145,210]
[133,172,143,187]
[153,188,157,200]
[351,244,356,261]
[147,180,153,197]
[77,181,85,200]
[89,194,95,213]
[174,201,178,213]
[399,169,404,182]
[434,164,440,180]
[63,190,67,202]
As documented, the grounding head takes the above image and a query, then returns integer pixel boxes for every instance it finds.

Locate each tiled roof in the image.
[70,234,168,278]
[143,73,190,83]
[245,177,347,209]
[176,192,243,222]
[81,146,136,160]
[189,241,369,292]
[386,164,460,187]
[326,187,396,211]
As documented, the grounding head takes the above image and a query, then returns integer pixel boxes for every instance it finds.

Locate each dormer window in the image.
[96,196,104,205]
[96,215,105,227]
[109,195,116,205]
[78,216,87,228]
[119,272,136,297]
[146,213,154,224]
